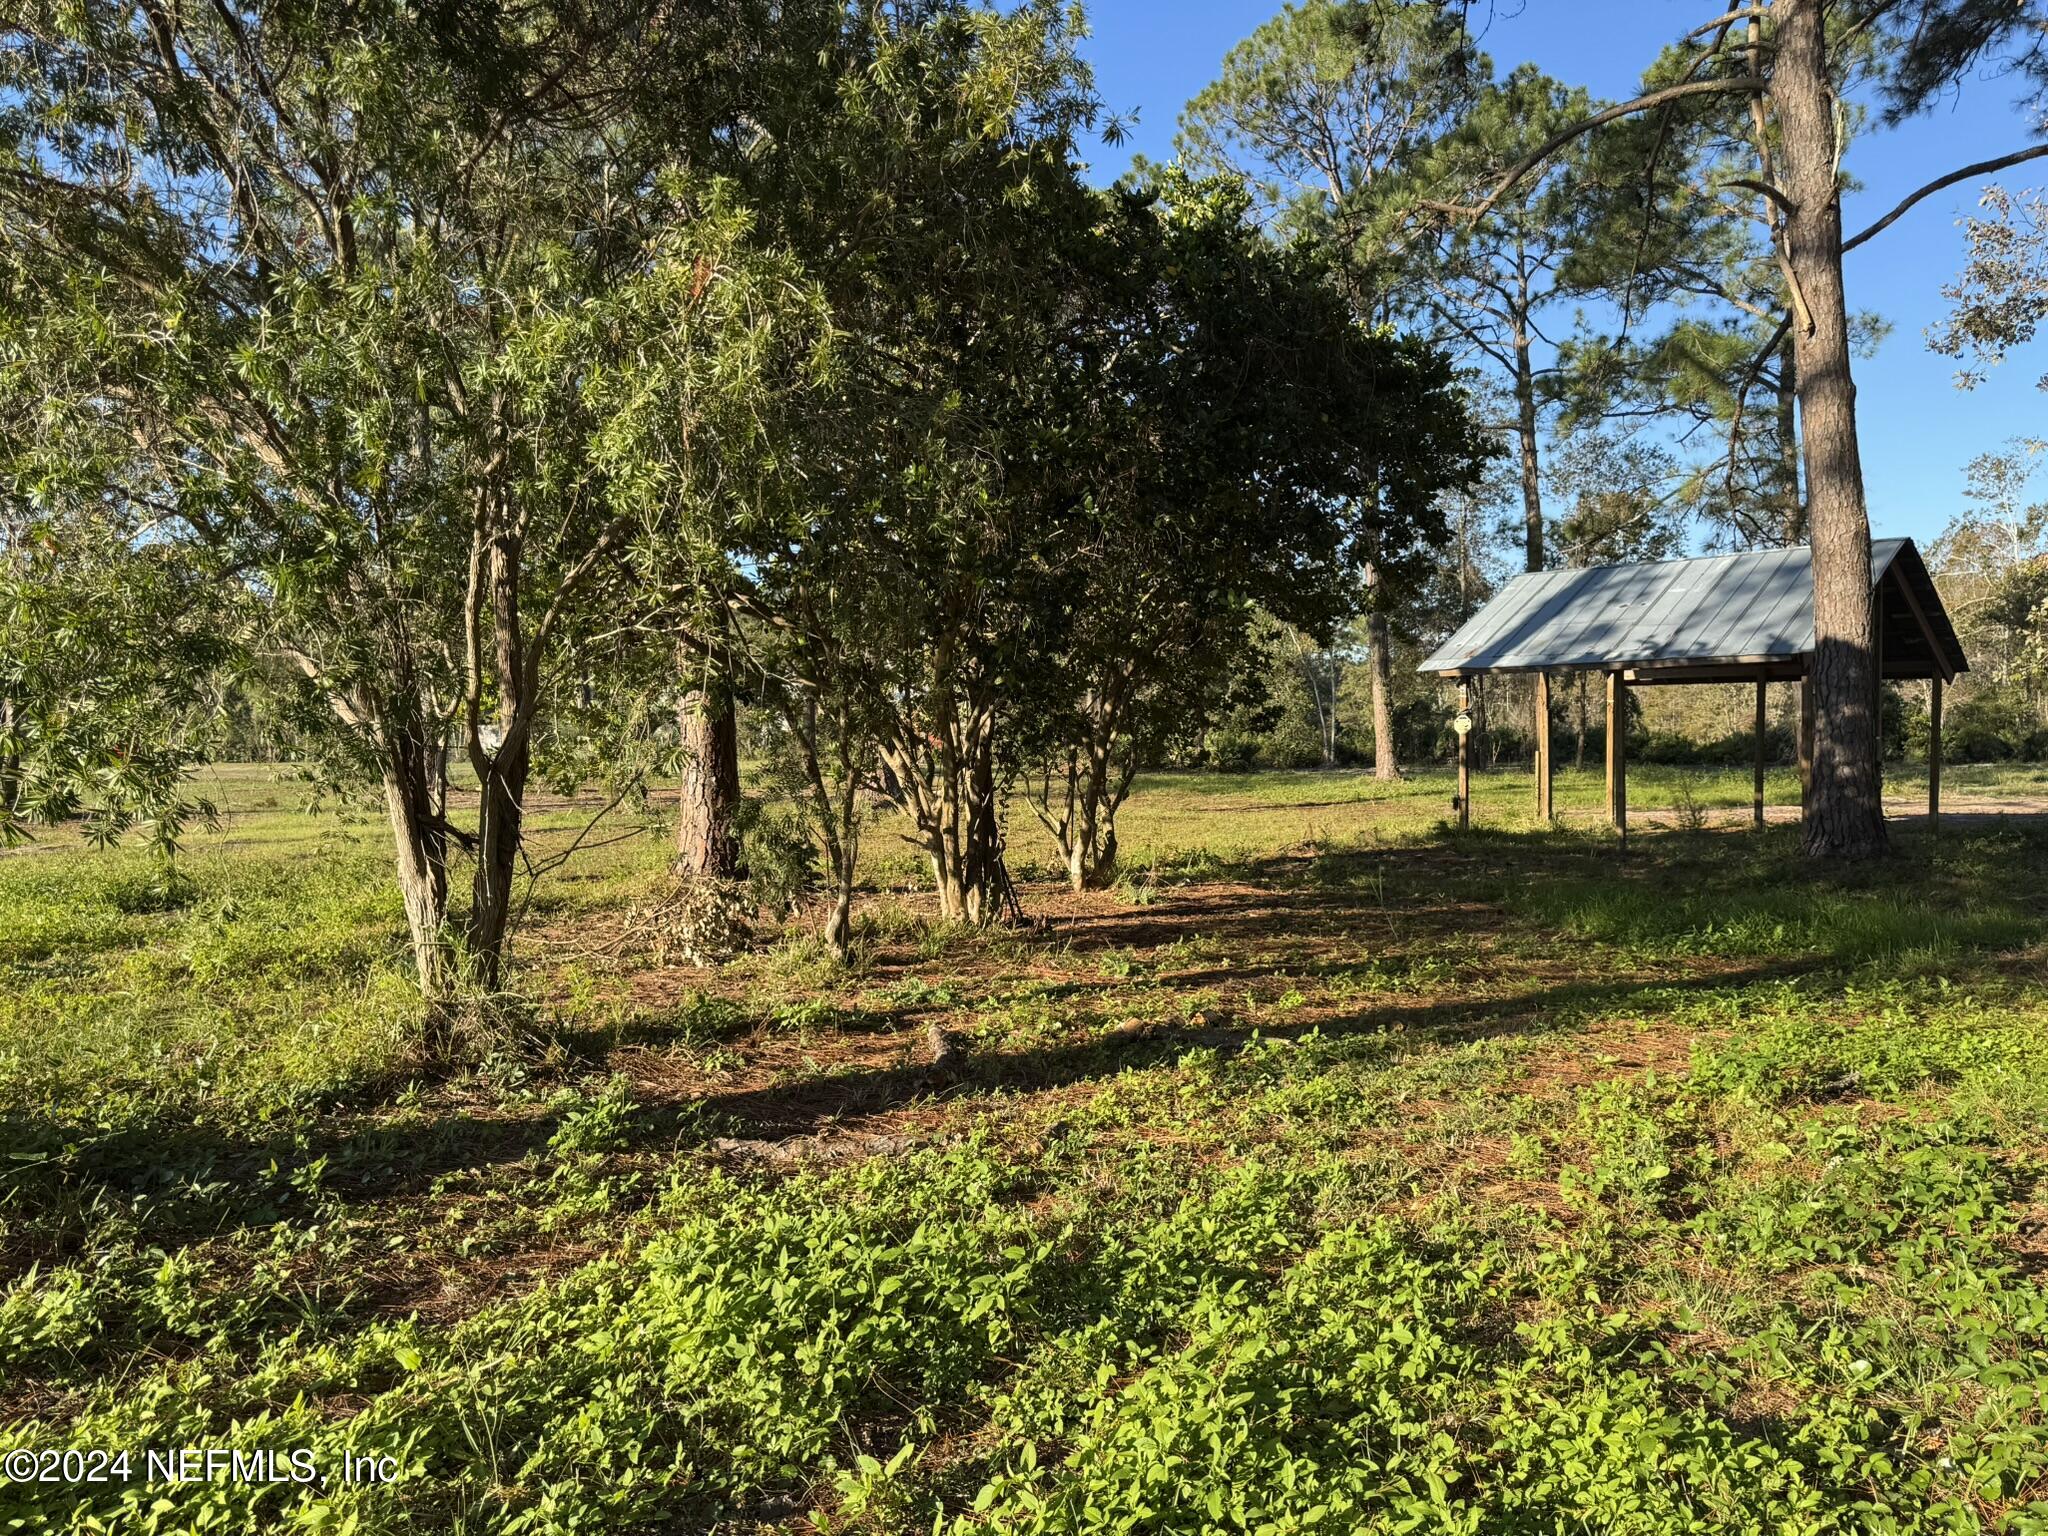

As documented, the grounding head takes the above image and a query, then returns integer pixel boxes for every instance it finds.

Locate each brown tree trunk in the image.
[675,681,743,880]
[964,728,1000,922]
[1516,329,1543,575]
[1776,330,1804,544]
[465,538,531,990]
[790,692,862,963]
[1071,753,1102,891]
[380,720,450,1008]
[1368,608,1398,780]
[1574,672,1587,769]
[1774,0,1886,859]
[467,742,528,991]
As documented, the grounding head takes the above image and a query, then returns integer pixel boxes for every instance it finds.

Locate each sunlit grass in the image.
[6,760,2048,1532]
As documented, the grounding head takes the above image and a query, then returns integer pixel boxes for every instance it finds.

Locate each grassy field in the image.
[6,762,2048,1533]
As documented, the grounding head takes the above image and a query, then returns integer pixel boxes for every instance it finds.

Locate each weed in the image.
[10,766,2048,1533]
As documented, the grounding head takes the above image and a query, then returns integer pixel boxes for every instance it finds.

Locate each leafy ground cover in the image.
[5,764,2048,1533]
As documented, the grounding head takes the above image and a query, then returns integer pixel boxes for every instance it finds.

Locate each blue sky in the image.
[1072,0,2047,548]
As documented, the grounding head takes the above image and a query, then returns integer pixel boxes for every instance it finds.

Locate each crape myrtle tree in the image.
[1178,0,1476,782]
[1022,171,1483,890]
[667,4,1480,937]
[1437,0,2048,860]
[0,1,828,1021]
[599,0,1108,944]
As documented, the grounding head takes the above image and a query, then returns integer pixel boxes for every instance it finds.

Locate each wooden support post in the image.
[1605,670,1627,845]
[1929,674,1943,832]
[1456,680,1471,832]
[1798,673,1815,823]
[1753,675,1768,829]
[1534,672,1553,823]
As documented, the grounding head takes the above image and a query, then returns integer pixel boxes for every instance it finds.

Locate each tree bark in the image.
[789,691,862,963]
[883,692,1003,927]
[675,679,743,881]
[963,729,1000,923]
[380,720,450,1008]
[1515,325,1544,575]
[1774,0,1887,859]
[1368,608,1398,780]
[1034,726,1130,893]
[1294,634,1339,768]
[1516,334,1548,761]
[1066,746,1108,891]
[1574,672,1587,769]
[465,537,531,990]
[1776,328,1804,544]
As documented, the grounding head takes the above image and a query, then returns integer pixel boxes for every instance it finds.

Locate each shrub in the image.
[1205,725,1262,773]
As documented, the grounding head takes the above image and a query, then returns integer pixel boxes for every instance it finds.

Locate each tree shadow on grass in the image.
[12,820,2042,1282]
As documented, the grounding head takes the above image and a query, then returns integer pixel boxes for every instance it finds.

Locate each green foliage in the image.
[10,771,2048,1531]
[0,516,231,854]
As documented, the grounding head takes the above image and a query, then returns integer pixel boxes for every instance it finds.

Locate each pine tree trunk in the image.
[1516,331,1543,575]
[675,683,743,880]
[1774,0,1887,859]
[1776,330,1804,544]
[1368,608,1398,780]
[1516,335,1548,760]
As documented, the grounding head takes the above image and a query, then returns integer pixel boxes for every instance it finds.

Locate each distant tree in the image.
[1417,66,1599,575]
[1179,0,1478,782]
[1931,441,2048,715]
[1547,430,1688,570]
[1933,183,2048,391]
[1543,428,1686,770]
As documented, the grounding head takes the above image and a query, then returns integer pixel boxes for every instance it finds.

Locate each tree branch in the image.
[1724,311,1793,501]
[1842,141,2048,254]
[1681,6,1770,41]
[1441,78,1768,223]
[1725,176,1798,216]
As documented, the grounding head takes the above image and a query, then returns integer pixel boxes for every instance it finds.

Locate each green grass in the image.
[5,763,2048,1532]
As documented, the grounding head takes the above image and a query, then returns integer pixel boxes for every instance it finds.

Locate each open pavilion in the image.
[1417,538,1969,838]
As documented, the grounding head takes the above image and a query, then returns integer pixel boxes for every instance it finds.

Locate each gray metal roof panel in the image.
[1418,539,1919,674]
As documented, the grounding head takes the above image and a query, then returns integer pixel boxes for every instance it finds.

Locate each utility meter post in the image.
[1454,682,1472,832]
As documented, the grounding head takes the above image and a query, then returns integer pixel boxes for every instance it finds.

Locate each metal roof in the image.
[1418,537,1967,680]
